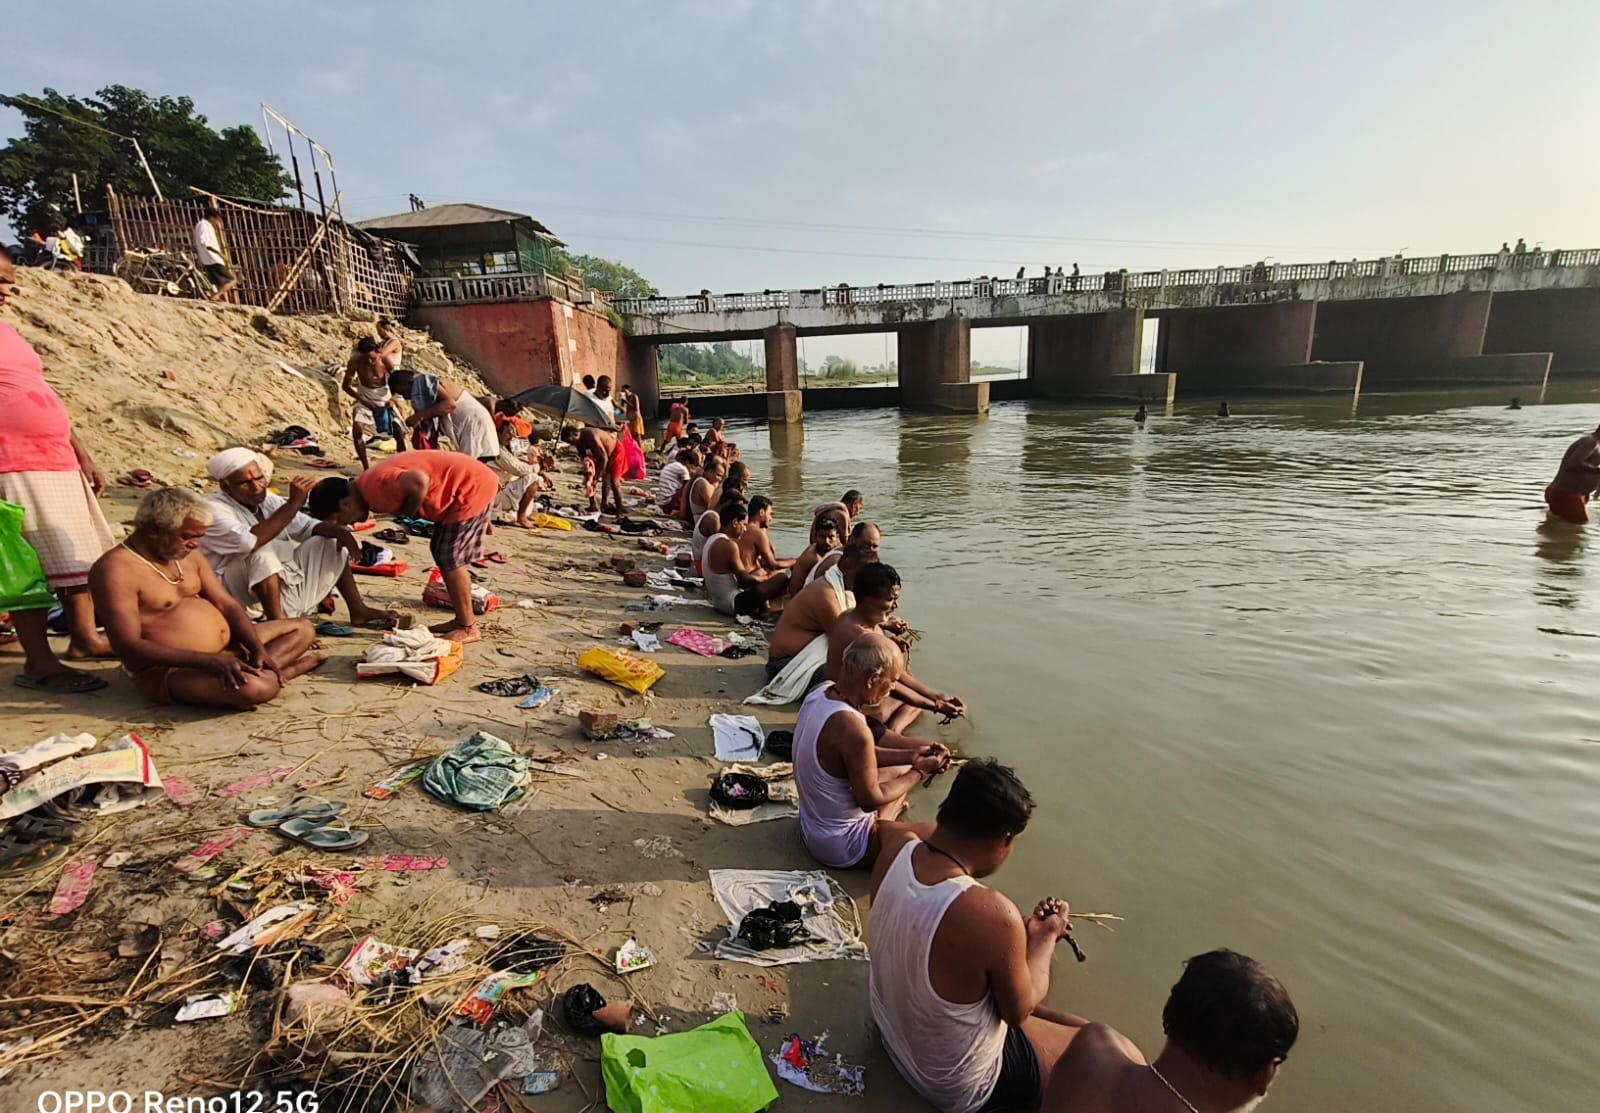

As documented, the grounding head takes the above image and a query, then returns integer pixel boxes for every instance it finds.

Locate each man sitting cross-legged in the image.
[826,561,965,733]
[1042,950,1298,1113]
[794,632,949,871]
[90,487,324,709]
[870,759,1089,1113]
[199,448,401,628]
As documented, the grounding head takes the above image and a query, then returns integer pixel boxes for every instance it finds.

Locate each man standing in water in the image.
[870,759,1088,1113]
[1544,424,1600,523]
[1042,950,1298,1113]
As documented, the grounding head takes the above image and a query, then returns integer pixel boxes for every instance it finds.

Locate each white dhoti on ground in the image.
[745,565,850,706]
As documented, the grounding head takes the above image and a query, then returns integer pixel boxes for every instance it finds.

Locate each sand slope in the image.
[4,268,488,483]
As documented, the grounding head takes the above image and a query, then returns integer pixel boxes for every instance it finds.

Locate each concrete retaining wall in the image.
[1175,361,1363,396]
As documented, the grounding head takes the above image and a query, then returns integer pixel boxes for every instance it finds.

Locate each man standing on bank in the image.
[311,451,497,644]
[192,207,238,303]
[870,759,1088,1113]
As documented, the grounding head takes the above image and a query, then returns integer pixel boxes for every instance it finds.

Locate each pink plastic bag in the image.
[668,627,722,657]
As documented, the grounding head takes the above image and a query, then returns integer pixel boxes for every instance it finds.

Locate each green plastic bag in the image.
[601,1011,777,1113]
[0,500,56,612]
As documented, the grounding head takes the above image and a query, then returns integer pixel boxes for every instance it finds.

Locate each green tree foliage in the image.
[660,341,763,382]
[553,249,658,299]
[821,355,860,379]
[0,86,288,232]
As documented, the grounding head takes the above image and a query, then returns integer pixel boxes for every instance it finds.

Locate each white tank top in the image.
[869,840,1005,1113]
[793,684,874,868]
[703,533,741,614]
[691,510,717,567]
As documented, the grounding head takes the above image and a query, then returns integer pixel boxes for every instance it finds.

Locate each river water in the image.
[725,386,1600,1113]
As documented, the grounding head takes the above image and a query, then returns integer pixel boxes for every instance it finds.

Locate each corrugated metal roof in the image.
[354,203,563,243]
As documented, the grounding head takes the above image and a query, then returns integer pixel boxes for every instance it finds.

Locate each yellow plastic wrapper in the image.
[578,647,664,694]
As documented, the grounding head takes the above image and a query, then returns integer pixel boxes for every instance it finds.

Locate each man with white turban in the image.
[199,448,402,626]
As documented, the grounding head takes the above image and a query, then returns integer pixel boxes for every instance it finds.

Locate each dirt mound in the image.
[3,268,489,483]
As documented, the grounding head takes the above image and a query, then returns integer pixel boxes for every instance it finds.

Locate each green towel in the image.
[602,1011,778,1113]
[423,731,529,811]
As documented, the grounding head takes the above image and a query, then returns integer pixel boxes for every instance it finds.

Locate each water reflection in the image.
[726,393,1600,1113]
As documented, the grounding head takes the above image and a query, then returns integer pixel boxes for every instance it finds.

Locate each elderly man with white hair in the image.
[89,487,323,709]
[198,448,400,627]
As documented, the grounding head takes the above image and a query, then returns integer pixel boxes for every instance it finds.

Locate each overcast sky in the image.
[10,0,1600,366]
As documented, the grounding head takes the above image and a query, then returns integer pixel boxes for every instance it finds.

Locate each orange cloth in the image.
[494,412,532,438]
[355,450,498,524]
[665,420,684,443]
[1545,484,1589,524]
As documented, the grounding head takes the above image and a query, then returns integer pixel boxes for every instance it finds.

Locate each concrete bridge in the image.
[610,248,1600,418]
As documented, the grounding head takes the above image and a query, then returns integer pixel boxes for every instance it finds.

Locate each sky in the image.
[10,0,1600,366]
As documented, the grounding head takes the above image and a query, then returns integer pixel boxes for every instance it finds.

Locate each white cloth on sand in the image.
[743,564,850,706]
[709,868,866,967]
[710,714,766,761]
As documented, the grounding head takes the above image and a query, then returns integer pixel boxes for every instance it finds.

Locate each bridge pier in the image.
[626,339,661,419]
[1029,309,1171,402]
[1313,292,1550,388]
[762,324,802,423]
[1484,289,1600,375]
[1154,302,1355,395]
[899,315,987,412]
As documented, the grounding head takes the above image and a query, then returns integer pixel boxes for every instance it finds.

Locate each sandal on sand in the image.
[14,670,109,694]
[278,815,368,850]
[482,552,507,564]
[307,458,340,469]
[358,612,407,630]
[374,528,410,545]
[475,674,540,697]
[0,838,69,876]
[314,621,354,637]
[247,796,348,828]
[116,472,153,489]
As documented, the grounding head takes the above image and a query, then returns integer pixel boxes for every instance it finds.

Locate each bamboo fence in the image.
[102,185,413,319]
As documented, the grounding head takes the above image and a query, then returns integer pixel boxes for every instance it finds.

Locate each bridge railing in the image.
[615,248,1600,317]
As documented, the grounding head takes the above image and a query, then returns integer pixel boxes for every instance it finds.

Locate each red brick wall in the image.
[412,299,654,403]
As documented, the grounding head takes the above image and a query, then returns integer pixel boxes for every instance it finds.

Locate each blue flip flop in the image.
[246,796,346,828]
[277,816,369,850]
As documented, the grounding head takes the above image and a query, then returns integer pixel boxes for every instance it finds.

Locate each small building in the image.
[354,202,565,279]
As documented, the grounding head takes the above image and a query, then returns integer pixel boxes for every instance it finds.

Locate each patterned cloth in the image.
[429,506,490,572]
[0,470,115,589]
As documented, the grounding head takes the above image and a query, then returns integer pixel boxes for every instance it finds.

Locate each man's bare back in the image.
[1040,1023,1153,1113]
[769,572,847,658]
[1551,432,1600,493]
[826,609,876,680]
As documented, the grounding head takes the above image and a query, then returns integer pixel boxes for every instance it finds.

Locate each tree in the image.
[0,86,289,233]
[553,250,658,299]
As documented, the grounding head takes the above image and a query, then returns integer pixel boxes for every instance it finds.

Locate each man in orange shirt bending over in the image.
[311,450,497,643]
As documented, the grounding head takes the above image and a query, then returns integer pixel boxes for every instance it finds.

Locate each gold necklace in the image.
[120,541,185,585]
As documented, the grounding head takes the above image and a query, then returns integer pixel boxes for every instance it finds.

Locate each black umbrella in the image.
[505,384,617,429]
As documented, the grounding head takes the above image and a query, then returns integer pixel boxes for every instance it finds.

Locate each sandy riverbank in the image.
[0,421,938,1110]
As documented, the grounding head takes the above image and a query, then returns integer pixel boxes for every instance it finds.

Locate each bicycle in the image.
[114,248,214,299]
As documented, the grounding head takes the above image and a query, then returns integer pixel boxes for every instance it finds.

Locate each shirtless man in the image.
[686,455,727,524]
[1544,424,1600,523]
[702,502,790,617]
[826,561,965,733]
[871,759,1088,1113]
[703,416,736,460]
[766,536,878,674]
[1042,950,1298,1113]
[789,514,840,597]
[794,632,948,871]
[89,488,323,709]
[738,495,796,574]
[813,489,862,540]
[810,520,881,588]
[342,338,398,469]
[562,423,621,514]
